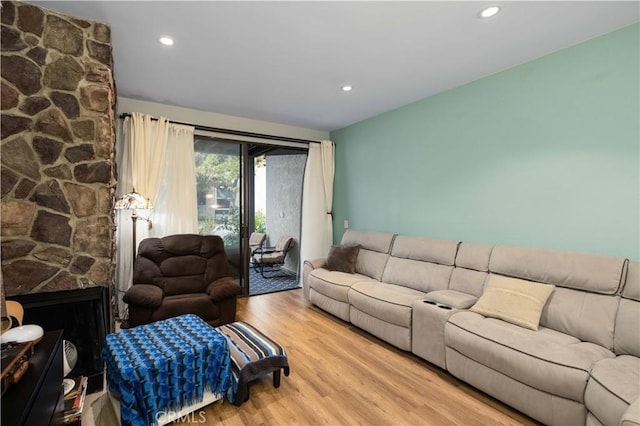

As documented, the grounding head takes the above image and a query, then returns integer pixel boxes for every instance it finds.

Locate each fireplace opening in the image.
[8,286,110,393]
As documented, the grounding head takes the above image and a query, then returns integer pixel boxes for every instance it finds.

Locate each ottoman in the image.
[217,321,290,405]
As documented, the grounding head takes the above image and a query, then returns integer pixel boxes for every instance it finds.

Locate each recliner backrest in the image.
[615,260,640,357]
[489,245,626,350]
[134,234,230,297]
[450,242,493,297]
[382,235,458,292]
[341,229,395,281]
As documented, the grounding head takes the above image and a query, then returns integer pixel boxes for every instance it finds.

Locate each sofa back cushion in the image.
[489,245,625,294]
[341,229,395,281]
[615,260,640,356]
[489,245,626,350]
[450,242,493,297]
[381,235,457,292]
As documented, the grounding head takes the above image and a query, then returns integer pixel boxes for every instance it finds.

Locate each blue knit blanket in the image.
[103,314,233,426]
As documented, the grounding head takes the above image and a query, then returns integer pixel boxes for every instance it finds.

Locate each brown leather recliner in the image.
[123,234,242,328]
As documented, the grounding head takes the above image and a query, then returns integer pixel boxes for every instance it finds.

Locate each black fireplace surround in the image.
[8,286,110,393]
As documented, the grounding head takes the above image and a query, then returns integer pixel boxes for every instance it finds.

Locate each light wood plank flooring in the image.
[200,289,537,426]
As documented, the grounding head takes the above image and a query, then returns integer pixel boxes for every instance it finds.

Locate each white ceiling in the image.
[32,1,639,132]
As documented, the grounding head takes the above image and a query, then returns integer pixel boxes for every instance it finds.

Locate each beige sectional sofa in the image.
[302,229,640,426]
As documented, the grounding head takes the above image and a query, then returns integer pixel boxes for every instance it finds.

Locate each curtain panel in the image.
[114,113,197,318]
[299,140,335,300]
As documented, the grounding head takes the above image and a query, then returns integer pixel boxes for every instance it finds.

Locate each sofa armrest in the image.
[123,284,163,309]
[302,258,326,302]
[304,258,326,270]
[620,397,640,426]
[425,289,478,310]
[207,278,242,302]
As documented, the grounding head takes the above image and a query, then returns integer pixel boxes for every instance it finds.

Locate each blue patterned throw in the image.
[103,314,234,426]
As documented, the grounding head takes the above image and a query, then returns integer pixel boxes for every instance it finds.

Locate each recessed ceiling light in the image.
[479,5,501,19]
[342,85,352,92]
[159,36,174,46]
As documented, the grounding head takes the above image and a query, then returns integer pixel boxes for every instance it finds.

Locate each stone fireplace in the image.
[1,1,117,298]
[1,1,117,390]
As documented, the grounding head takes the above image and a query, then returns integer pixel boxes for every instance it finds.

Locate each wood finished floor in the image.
[195,288,538,426]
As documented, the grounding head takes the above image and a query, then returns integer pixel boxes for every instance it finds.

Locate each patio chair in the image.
[252,236,294,278]
[248,232,267,257]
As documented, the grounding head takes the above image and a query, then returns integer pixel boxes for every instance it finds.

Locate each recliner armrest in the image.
[620,397,640,426]
[123,284,163,309]
[304,258,326,270]
[207,278,241,301]
[424,289,478,309]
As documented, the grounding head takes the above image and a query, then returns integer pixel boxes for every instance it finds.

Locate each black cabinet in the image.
[2,330,64,426]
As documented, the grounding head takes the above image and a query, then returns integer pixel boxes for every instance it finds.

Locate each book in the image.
[61,376,87,423]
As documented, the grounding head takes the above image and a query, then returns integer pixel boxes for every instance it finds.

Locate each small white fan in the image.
[62,340,78,395]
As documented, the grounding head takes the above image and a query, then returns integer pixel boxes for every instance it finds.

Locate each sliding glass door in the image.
[194,136,307,295]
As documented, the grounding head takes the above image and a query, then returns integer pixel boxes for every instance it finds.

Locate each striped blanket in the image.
[103,314,233,426]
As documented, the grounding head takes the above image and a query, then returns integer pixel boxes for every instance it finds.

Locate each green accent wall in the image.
[331,24,639,259]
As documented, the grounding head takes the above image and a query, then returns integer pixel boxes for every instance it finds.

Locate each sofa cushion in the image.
[448,267,487,297]
[390,235,458,266]
[489,245,624,350]
[622,261,640,301]
[470,274,555,331]
[615,298,640,357]
[355,250,390,281]
[325,244,361,273]
[616,261,640,357]
[540,286,619,351]
[489,245,626,295]
[620,398,640,426]
[585,356,640,426]
[448,242,493,297]
[341,229,395,253]
[152,293,217,323]
[349,281,426,328]
[382,256,453,293]
[340,229,395,280]
[426,289,477,309]
[455,242,493,272]
[446,311,615,402]
[308,269,372,303]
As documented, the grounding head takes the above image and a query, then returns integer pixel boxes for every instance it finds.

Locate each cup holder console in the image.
[423,300,452,310]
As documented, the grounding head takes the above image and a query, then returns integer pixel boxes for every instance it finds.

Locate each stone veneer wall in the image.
[1,1,117,296]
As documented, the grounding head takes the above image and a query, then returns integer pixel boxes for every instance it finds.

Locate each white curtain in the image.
[114,113,197,318]
[299,140,335,301]
[151,123,198,236]
[130,112,169,206]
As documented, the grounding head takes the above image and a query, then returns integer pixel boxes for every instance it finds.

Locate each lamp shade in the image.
[115,191,152,210]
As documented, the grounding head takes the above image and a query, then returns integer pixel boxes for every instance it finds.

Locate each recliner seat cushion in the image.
[585,356,640,426]
[349,281,427,327]
[446,311,615,402]
[152,293,218,323]
[308,269,373,302]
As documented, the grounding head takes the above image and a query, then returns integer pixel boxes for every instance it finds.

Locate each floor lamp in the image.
[114,191,151,323]
[114,190,152,261]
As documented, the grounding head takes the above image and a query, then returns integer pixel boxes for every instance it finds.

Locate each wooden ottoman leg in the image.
[273,369,281,388]
[217,321,290,404]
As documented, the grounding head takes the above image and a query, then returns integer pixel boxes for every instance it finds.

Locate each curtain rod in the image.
[118,113,321,145]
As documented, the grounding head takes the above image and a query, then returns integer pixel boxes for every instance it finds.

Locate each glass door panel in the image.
[194,138,308,296]
[194,138,244,288]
